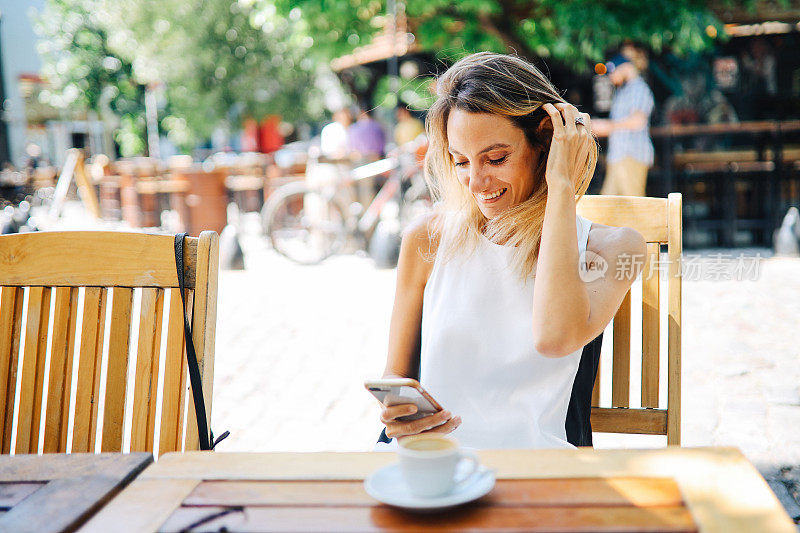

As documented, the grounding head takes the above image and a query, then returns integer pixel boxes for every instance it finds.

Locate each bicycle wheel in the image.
[263,185,348,265]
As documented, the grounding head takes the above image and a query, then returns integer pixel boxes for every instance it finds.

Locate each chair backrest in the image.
[0,231,219,455]
[577,193,682,445]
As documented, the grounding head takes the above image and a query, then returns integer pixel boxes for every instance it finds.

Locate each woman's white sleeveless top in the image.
[419,214,593,449]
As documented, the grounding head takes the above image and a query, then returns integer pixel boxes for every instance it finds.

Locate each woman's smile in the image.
[476,188,508,203]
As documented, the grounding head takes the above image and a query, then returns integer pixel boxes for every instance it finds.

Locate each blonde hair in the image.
[424,52,597,279]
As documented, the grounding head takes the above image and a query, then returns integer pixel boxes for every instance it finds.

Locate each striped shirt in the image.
[607,76,655,166]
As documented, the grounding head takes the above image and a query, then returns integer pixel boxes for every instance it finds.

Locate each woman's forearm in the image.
[531,182,591,356]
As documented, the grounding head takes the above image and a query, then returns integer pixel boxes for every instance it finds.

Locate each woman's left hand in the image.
[541,103,593,191]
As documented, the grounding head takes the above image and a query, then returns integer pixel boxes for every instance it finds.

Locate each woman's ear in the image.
[536,115,554,138]
[534,117,554,156]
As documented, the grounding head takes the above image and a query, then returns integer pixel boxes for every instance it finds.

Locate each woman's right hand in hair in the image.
[381,404,461,439]
[541,102,594,190]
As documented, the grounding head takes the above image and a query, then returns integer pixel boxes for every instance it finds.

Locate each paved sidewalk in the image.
[212,232,394,452]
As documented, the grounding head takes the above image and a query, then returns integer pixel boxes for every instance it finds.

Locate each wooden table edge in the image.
[85,447,796,533]
[0,453,153,533]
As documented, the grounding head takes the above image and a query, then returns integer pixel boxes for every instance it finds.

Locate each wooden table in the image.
[79,447,794,532]
[0,452,152,533]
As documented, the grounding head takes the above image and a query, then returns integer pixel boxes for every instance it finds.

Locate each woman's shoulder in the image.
[398,212,443,286]
[403,211,443,254]
[585,221,646,262]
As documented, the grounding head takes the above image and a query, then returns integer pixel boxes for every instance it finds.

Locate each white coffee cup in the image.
[397,434,480,498]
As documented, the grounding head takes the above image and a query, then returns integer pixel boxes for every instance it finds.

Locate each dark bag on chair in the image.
[175,233,229,450]
[378,333,603,447]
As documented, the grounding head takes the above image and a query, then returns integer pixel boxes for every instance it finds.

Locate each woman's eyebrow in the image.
[448,143,512,156]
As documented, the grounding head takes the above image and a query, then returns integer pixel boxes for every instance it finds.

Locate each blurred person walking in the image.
[260,115,285,154]
[320,109,352,160]
[348,107,387,207]
[348,107,386,162]
[593,54,655,197]
[394,105,425,147]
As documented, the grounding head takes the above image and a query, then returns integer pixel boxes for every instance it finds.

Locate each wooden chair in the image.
[0,231,219,455]
[577,193,682,445]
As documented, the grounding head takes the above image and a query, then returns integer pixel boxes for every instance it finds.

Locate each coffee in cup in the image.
[397,434,479,497]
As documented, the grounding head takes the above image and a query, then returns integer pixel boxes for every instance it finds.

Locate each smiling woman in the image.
[378,52,645,450]
[426,52,597,278]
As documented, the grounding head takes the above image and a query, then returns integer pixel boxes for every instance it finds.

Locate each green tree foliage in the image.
[273,0,730,70]
[111,0,324,149]
[264,0,382,62]
[372,74,435,111]
[34,0,747,155]
[407,0,726,68]
[34,0,147,156]
[34,0,326,154]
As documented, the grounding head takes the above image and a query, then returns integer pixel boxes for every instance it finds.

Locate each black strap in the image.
[174,233,229,451]
[565,333,603,447]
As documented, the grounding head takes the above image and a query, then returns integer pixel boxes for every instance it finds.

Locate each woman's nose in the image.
[468,167,491,193]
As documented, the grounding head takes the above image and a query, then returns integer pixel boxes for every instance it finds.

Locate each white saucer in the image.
[364,461,496,512]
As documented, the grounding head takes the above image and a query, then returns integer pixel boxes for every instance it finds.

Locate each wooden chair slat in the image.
[43,288,78,453]
[577,195,669,242]
[131,288,165,452]
[185,232,219,451]
[0,287,24,454]
[667,193,683,445]
[16,287,52,454]
[184,406,199,451]
[642,243,660,408]
[0,232,197,288]
[611,290,631,408]
[591,356,600,407]
[61,289,80,452]
[72,288,108,453]
[577,194,681,443]
[101,288,134,452]
[0,231,218,456]
[590,407,668,435]
[159,289,191,456]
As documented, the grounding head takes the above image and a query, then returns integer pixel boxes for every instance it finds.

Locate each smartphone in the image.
[364,378,444,422]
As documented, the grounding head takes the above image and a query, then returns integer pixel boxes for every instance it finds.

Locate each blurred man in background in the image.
[393,105,425,147]
[320,108,352,160]
[593,53,655,197]
[348,107,386,162]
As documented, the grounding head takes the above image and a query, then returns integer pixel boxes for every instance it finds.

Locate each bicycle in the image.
[262,145,431,266]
